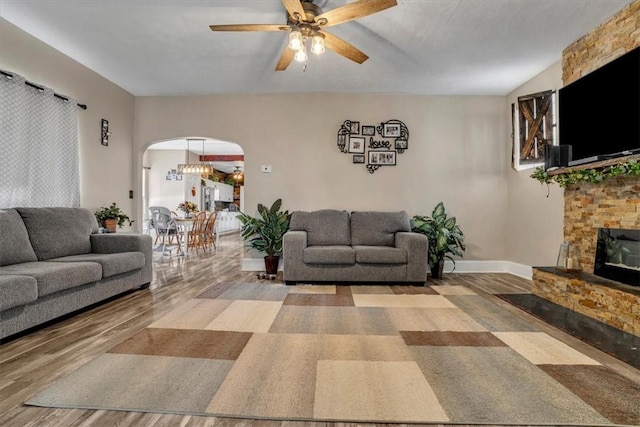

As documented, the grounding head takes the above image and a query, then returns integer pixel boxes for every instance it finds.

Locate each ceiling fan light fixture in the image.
[288,29,303,51]
[294,43,308,63]
[311,33,325,55]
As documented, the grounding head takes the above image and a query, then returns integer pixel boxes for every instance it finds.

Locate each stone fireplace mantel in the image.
[531,173,639,336]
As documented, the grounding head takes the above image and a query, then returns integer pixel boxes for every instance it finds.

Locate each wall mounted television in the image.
[558,46,640,166]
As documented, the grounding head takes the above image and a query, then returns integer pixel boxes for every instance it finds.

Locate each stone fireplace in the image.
[532,173,640,336]
[531,0,640,337]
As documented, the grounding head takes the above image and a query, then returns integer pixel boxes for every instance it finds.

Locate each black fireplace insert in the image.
[594,228,640,287]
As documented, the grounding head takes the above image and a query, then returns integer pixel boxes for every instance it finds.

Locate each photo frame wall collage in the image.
[336,119,409,173]
[165,169,183,181]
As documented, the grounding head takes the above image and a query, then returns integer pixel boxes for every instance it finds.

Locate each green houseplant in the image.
[94,202,133,233]
[238,199,291,276]
[411,201,466,278]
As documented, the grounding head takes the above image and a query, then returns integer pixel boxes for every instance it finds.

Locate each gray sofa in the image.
[283,210,428,285]
[0,207,153,341]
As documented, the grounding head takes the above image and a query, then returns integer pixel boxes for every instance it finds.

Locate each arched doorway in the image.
[142,137,244,233]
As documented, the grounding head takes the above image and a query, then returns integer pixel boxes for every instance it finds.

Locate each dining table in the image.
[174,217,195,256]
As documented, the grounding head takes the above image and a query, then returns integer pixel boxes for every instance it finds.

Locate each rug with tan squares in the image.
[25,282,640,425]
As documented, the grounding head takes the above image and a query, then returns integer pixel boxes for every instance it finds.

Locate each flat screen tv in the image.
[559,46,640,166]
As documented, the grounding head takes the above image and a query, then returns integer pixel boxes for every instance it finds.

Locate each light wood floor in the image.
[1,234,638,427]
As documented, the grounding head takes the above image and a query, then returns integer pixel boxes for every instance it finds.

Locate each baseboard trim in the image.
[242,258,532,280]
[242,258,283,272]
[444,260,532,280]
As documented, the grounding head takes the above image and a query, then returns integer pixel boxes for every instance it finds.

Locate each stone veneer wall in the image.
[564,176,640,272]
[531,2,640,336]
[562,0,640,85]
[532,268,640,336]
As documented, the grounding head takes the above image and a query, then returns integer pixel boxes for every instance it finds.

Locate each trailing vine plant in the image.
[530,159,640,189]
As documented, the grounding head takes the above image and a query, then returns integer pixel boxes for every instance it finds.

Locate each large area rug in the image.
[26,282,640,425]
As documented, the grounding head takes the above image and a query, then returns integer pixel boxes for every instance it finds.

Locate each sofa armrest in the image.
[90,233,153,284]
[283,231,308,282]
[395,232,428,282]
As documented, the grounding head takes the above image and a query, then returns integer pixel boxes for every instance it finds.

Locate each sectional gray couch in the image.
[0,207,153,341]
[283,210,428,285]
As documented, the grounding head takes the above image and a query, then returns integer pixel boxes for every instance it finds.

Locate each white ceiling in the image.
[0,0,633,97]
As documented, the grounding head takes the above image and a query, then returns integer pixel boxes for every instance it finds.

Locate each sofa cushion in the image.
[353,246,408,264]
[49,252,145,278]
[350,211,411,246]
[290,210,351,246]
[0,275,38,311]
[303,245,356,265]
[16,207,99,260]
[0,261,102,297]
[0,209,38,266]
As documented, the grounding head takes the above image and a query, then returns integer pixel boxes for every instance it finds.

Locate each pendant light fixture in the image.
[177,138,214,175]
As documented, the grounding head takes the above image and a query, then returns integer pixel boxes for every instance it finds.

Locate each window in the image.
[512,90,556,170]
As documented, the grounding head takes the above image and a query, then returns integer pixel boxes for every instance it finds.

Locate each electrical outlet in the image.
[261,165,272,173]
[129,190,133,199]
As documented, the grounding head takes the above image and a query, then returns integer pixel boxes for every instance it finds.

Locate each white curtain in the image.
[0,72,80,208]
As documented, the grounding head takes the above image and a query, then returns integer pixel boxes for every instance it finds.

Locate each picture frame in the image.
[350,121,360,135]
[337,133,347,151]
[362,125,375,136]
[383,123,401,138]
[348,136,366,154]
[101,119,109,146]
[352,154,365,164]
[368,150,396,166]
[395,139,408,150]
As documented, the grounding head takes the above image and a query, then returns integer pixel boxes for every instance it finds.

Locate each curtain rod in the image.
[0,70,87,110]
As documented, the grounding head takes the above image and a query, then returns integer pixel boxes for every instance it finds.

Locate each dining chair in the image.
[186,211,207,255]
[202,212,217,251]
[148,206,173,244]
[150,211,182,256]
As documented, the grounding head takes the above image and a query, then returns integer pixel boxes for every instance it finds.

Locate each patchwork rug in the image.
[26,283,640,425]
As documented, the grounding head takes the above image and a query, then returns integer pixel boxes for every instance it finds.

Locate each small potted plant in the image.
[94,202,133,233]
[411,201,466,278]
[238,199,291,276]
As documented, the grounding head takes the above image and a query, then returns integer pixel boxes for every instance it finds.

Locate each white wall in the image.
[505,61,565,267]
[144,149,185,213]
[134,93,509,262]
[0,18,136,230]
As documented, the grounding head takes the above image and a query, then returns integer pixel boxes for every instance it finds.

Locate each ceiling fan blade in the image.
[321,31,368,64]
[316,0,397,27]
[209,24,288,32]
[281,0,306,21]
[275,46,295,71]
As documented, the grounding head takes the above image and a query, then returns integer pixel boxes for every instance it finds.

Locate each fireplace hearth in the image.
[595,228,640,287]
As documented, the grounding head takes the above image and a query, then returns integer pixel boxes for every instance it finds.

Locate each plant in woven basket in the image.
[94,202,133,232]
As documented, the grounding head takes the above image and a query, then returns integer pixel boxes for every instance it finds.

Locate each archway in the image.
[141,136,244,233]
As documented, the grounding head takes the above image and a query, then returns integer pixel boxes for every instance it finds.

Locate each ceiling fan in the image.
[209,0,398,71]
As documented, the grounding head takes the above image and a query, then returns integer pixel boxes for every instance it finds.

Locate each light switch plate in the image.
[261,164,272,173]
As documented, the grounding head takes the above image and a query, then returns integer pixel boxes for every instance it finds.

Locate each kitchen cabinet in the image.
[216,212,241,235]
[218,183,234,202]
[201,179,234,202]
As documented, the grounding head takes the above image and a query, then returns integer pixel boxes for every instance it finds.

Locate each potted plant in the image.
[410,201,466,278]
[94,202,133,233]
[238,199,291,276]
